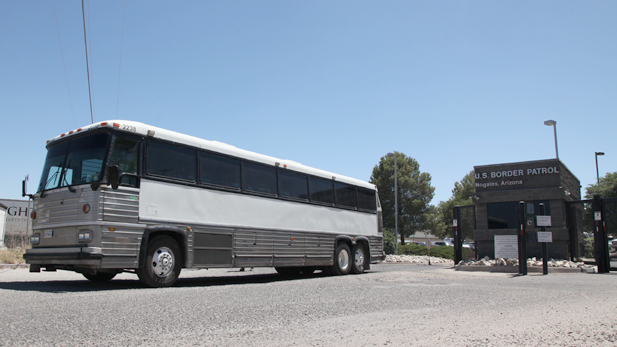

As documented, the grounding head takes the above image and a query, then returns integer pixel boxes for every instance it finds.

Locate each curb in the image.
[455,265,595,273]
[0,264,29,270]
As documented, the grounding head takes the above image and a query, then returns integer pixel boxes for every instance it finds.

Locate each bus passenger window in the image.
[147,141,196,182]
[279,170,308,200]
[200,152,240,189]
[309,177,334,204]
[335,182,357,208]
[242,162,276,195]
[357,188,377,211]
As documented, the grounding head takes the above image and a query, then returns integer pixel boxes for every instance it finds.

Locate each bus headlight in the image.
[31,234,40,245]
[78,231,93,242]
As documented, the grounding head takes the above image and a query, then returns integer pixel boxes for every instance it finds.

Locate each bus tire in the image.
[351,243,366,274]
[83,272,117,282]
[329,243,351,276]
[137,236,182,287]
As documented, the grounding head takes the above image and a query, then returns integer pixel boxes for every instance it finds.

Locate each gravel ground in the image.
[0,264,616,346]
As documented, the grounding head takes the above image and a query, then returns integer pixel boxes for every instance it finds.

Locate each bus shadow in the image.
[0,272,325,293]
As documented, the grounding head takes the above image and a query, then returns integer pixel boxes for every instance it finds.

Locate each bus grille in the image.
[33,190,101,228]
[102,189,139,223]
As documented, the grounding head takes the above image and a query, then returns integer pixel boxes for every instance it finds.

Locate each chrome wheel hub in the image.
[354,249,365,270]
[339,249,350,271]
[152,247,174,278]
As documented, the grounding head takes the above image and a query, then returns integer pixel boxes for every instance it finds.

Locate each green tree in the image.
[585,172,617,199]
[437,171,475,238]
[370,152,435,245]
[584,172,617,235]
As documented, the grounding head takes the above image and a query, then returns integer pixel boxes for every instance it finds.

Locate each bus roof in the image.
[46,120,376,190]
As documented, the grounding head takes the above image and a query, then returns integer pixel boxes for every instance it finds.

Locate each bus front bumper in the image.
[24,247,103,266]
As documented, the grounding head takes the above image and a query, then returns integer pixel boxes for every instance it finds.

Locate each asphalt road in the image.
[1,264,616,346]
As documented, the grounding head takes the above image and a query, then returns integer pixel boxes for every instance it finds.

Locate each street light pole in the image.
[595,152,605,184]
[544,120,559,159]
[387,152,398,254]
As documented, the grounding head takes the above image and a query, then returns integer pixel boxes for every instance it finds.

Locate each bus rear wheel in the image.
[351,243,366,274]
[137,236,182,288]
[328,243,351,276]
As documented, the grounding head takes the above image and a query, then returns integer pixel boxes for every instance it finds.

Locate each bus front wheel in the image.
[329,243,351,276]
[137,236,182,287]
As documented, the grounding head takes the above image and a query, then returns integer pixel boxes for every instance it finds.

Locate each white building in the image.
[0,199,31,236]
[0,203,6,248]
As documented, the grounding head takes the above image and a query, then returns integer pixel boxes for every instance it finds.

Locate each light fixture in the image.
[595,152,605,184]
[30,234,40,245]
[544,120,559,159]
[78,231,93,242]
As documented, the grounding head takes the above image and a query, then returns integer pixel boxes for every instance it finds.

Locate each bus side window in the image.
[109,137,140,187]
[309,176,334,205]
[199,152,240,189]
[335,182,357,209]
[147,140,196,182]
[357,188,377,212]
[279,170,308,200]
[242,162,277,195]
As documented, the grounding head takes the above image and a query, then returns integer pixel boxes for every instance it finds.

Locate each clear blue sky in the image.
[1,1,616,205]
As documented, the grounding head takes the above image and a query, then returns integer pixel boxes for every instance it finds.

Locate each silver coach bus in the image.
[24,120,384,287]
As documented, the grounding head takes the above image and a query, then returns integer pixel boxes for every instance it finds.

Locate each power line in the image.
[52,0,76,128]
[116,0,126,118]
[81,0,94,124]
[86,0,95,121]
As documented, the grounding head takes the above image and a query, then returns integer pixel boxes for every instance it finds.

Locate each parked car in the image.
[432,241,453,247]
[609,239,617,252]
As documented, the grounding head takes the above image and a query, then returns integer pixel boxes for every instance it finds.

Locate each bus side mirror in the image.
[107,165,120,190]
[22,176,33,199]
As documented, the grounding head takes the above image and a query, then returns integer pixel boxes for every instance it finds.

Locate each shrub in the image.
[383,229,396,254]
[4,232,30,249]
[428,246,454,260]
[398,243,428,256]
[462,247,476,260]
[398,243,455,260]
[583,238,594,258]
[0,248,26,264]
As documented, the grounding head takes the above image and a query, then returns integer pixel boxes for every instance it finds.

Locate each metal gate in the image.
[603,198,617,271]
[566,195,617,273]
[453,204,477,264]
[565,199,591,261]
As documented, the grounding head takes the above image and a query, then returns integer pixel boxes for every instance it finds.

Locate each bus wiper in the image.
[61,160,76,192]
[40,162,63,198]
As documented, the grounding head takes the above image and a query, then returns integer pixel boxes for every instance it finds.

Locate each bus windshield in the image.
[37,132,110,192]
